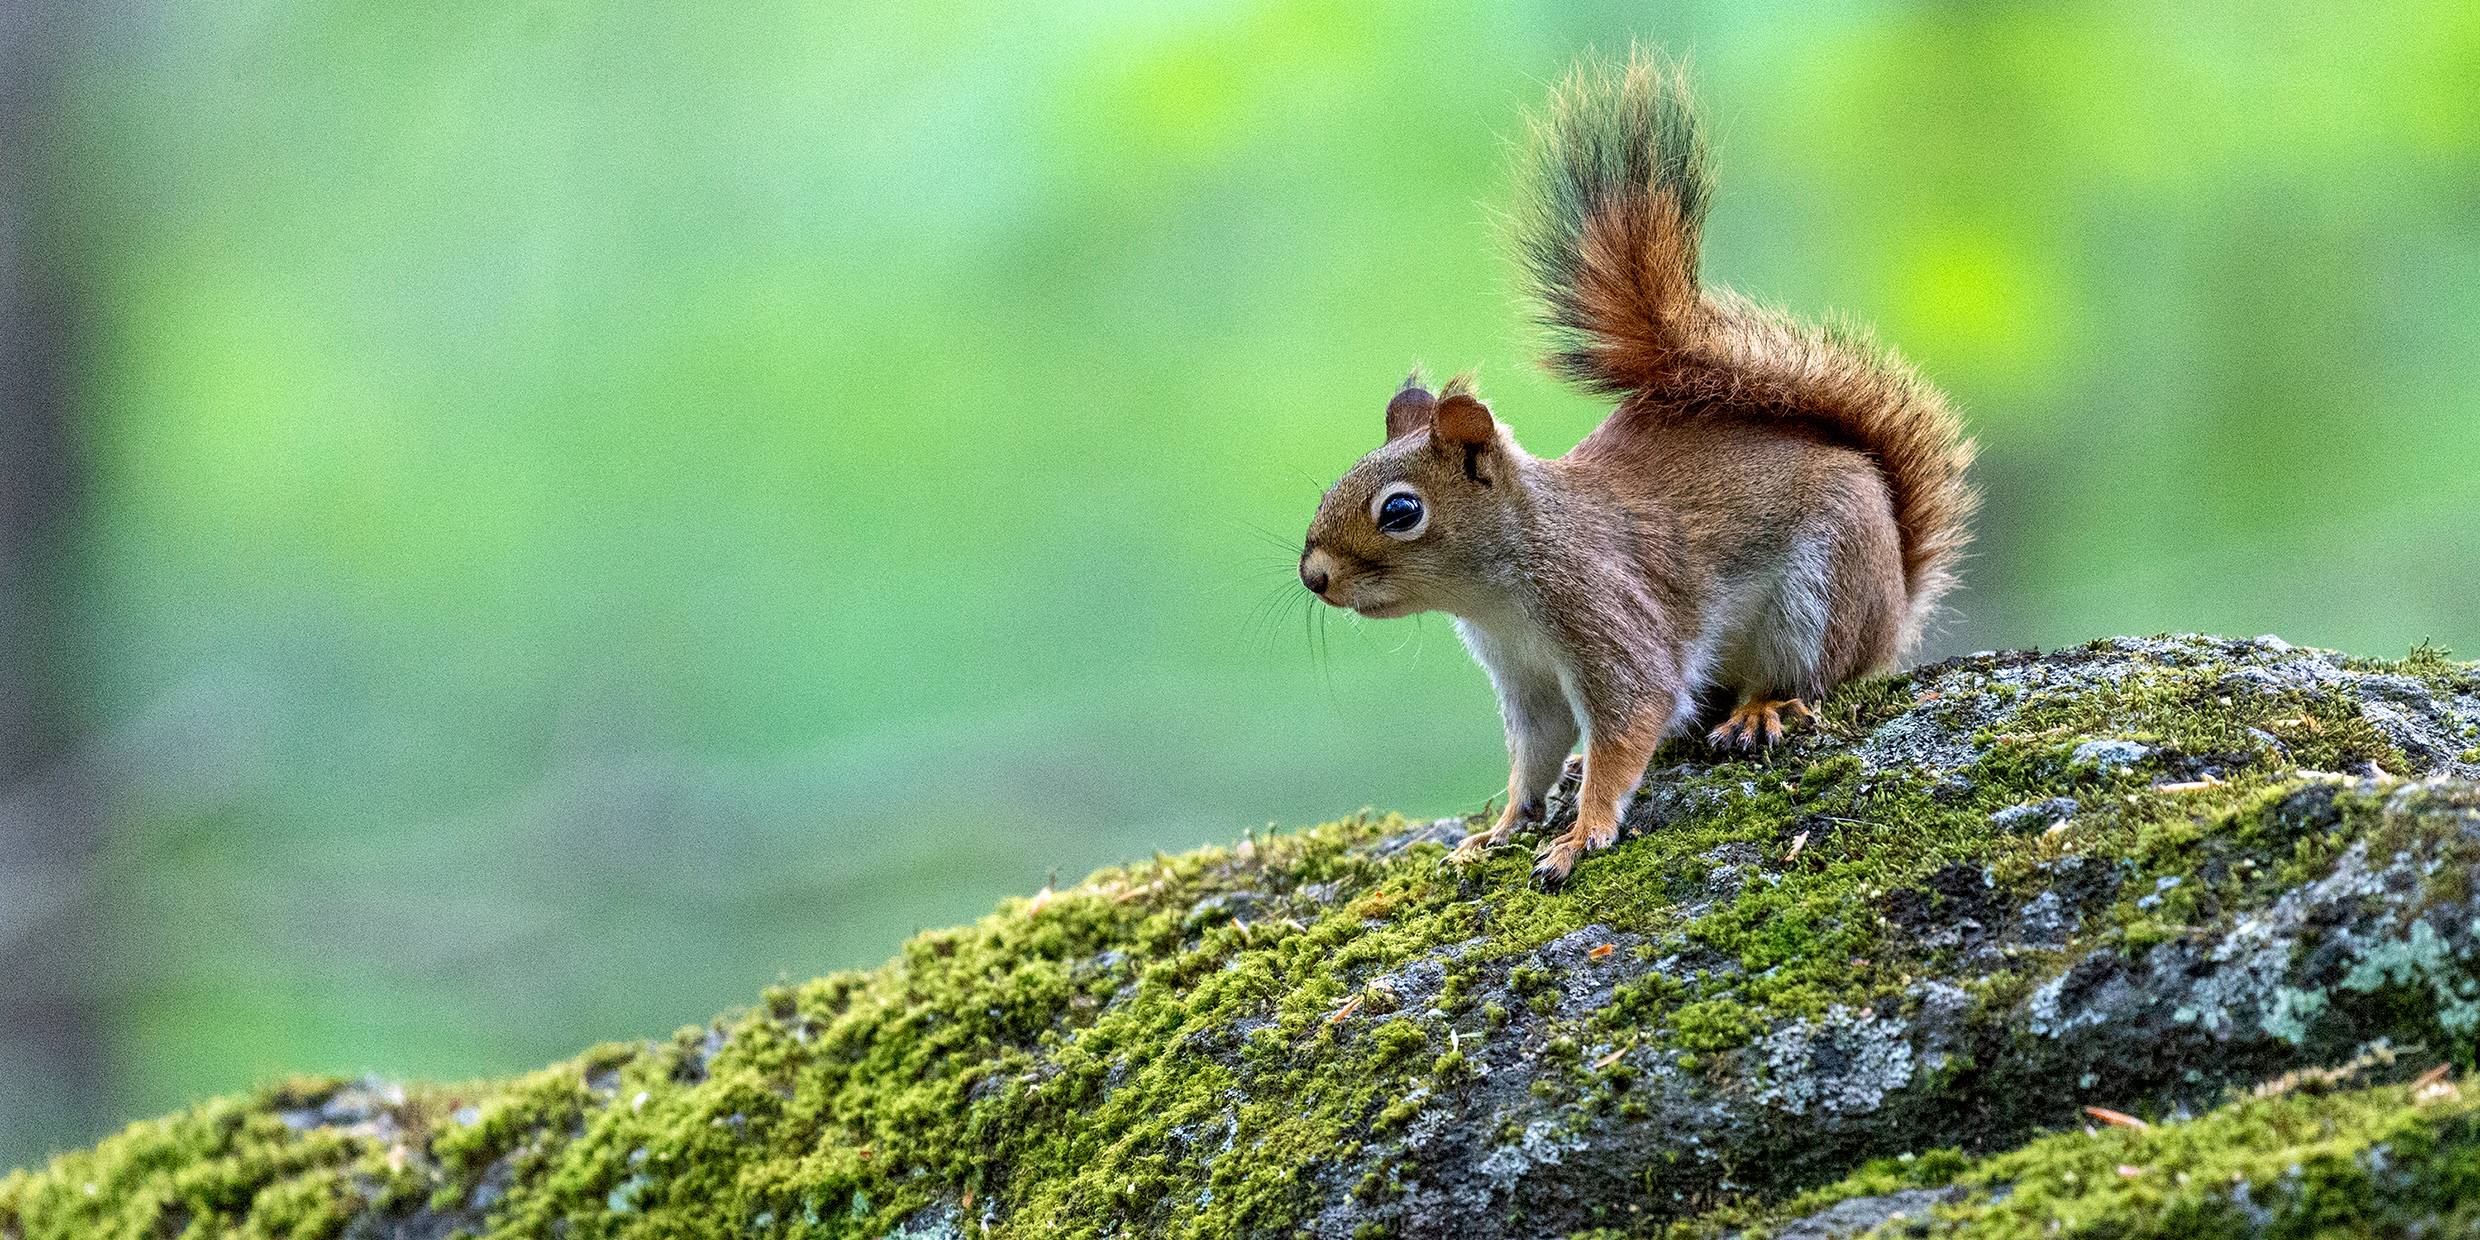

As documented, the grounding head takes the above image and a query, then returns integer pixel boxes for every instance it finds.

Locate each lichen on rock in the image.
[6,635,2480,1239]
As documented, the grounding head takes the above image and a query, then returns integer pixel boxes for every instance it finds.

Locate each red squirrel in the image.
[1297,52,1977,883]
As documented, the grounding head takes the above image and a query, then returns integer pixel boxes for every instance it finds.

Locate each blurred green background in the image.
[3,0,2475,1169]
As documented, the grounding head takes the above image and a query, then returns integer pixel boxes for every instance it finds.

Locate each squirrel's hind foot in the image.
[1708,697,1812,751]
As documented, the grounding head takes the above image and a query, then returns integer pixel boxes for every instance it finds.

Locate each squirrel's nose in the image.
[1300,562,1330,595]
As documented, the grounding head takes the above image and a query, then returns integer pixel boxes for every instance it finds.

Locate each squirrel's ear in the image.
[1384,381,1437,442]
[1431,393,1495,449]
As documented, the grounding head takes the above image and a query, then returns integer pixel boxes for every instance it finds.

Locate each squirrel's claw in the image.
[1708,697,1812,751]
[1532,838,1582,886]
[1447,827,1510,868]
[1531,821,1613,886]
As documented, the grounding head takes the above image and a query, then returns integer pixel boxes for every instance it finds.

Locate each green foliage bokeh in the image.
[25,0,2478,1164]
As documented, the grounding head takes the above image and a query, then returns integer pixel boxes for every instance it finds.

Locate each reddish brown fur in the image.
[1300,54,1974,884]
[1558,213,1976,633]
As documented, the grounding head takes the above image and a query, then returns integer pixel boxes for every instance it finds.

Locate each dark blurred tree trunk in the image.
[0,0,104,1171]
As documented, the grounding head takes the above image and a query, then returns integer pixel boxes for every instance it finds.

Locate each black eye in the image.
[1377,492,1424,533]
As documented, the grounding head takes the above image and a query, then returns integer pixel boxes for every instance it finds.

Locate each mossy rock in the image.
[8,634,2480,1240]
[1669,1067,2480,1238]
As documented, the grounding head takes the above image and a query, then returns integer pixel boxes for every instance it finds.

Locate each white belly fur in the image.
[1453,610,1584,735]
[1451,530,1833,746]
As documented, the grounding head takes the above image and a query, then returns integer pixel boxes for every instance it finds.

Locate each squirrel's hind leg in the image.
[1706,503,1885,749]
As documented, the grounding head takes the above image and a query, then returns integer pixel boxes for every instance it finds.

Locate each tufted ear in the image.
[1384,377,1437,442]
[1431,393,1494,448]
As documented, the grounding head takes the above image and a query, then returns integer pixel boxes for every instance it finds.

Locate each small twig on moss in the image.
[2082,1105,2149,1131]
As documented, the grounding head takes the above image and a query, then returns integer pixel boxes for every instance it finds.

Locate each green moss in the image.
[26,752,2024,1234]
[1366,1020,1427,1069]
[1670,1000,1760,1053]
[1715,1079,2480,1238]
[0,1079,460,1240]
[396,817,1530,1240]
[13,637,2479,1239]
[1814,673,1917,739]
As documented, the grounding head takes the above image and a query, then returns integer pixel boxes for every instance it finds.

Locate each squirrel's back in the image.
[1509,51,1978,650]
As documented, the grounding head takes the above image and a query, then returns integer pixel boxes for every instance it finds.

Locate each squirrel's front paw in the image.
[1531,836,1584,885]
[1447,827,1510,867]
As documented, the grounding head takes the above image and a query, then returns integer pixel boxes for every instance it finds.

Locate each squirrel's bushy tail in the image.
[1512,52,1712,394]
[1511,49,1979,645]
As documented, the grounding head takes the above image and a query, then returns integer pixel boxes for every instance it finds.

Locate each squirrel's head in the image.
[1300,373,1527,619]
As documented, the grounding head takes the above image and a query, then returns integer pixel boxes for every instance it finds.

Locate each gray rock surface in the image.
[1768,1187,1959,1238]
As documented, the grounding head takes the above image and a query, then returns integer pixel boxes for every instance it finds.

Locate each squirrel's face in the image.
[1300,380,1522,619]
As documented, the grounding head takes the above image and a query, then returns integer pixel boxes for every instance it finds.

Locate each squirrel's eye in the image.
[1376,491,1425,536]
